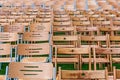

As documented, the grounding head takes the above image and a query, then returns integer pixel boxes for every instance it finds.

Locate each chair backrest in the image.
[0,44,11,56]
[80,34,109,47]
[4,24,25,33]
[7,62,54,80]
[77,27,99,35]
[30,22,51,32]
[58,67,108,80]
[54,17,70,22]
[0,32,18,42]
[93,47,113,70]
[109,35,120,47]
[56,47,90,55]
[55,47,91,70]
[23,32,49,42]
[18,43,50,56]
[53,26,75,33]
[53,21,72,27]
[52,35,78,47]
[0,44,14,62]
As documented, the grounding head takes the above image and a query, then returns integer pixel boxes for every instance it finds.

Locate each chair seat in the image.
[0,75,5,80]
[112,58,120,62]
[0,58,15,62]
[52,58,78,63]
[21,57,48,63]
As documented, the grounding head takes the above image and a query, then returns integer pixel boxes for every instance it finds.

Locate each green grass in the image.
[0,63,8,75]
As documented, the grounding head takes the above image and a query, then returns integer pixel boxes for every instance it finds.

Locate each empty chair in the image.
[6,62,56,80]
[52,35,78,47]
[0,44,15,70]
[57,67,108,80]
[79,34,109,48]
[30,22,51,33]
[17,43,52,62]
[93,47,110,70]
[109,35,120,47]
[53,26,76,35]
[20,31,52,62]
[0,32,18,44]
[22,31,50,43]
[77,27,99,36]
[54,47,91,70]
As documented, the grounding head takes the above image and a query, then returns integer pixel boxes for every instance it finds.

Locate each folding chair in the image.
[22,31,52,61]
[0,44,15,67]
[108,48,120,71]
[99,27,120,36]
[58,67,108,80]
[6,62,56,80]
[53,26,76,35]
[30,22,51,33]
[52,35,78,47]
[17,43,52,63]
[109,35,120,47]
[53,21,72,27]
[93,47,110,70]
[0,32,18,69]
[54,47,92,70]
[79,34,109,48]
[22,31,50,44]
[77,27,99,36]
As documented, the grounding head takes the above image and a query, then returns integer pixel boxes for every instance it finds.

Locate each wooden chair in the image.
[22,31,52,61]
[52,35,78,47]
[0,32,19,46]
[53,21,72,27]
[99,27,120,36]
[108,48,120,71]
[77,27,99,36]
[54,47,91,70]
[30,22,51,32]
[73,21,91,27]
[93,47,111,70]
[79,34,109,48]
[3,23,26,43]
[6,62,56,80]
[58,67,108,80]
[0,44,15,69]
[53,26,76,35]
[113,66,120,80]
[17,43,52,62]
[113,20,120,27]
[22,31,50,43]
[109,35,120,47]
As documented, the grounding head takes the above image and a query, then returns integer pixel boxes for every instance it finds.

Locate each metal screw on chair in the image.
[71,49,74,52]
[64,37,66,40]
[110,49,113,52]
[92,37,95,40]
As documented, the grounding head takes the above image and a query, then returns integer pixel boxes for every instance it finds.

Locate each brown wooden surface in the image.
[8,62,53,79]
[18,43,50,55]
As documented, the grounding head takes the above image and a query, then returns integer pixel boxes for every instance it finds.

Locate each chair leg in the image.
[74,63,77,69]
[110,61,113,71]
[0,63,2,70]
[98,63,103,69]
